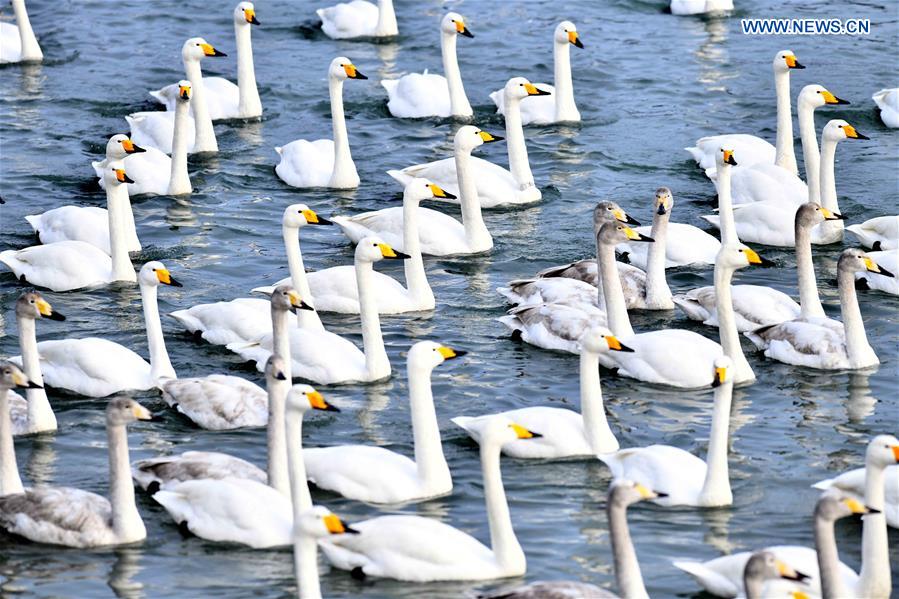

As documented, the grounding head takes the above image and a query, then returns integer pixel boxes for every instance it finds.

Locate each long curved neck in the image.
[795,220,825,318]
[295,535,322,599]
[598,237,634,337]
[271,306,292,382]
[0,388,24,495]
[167,100,192,195]
[328,76,357,187]
[698,381,734,506]
[645,214,671,306]
[714,264,753,381]
[265,379,289,497]
[455,146,492,252]
[815,513,849,599]
[108,422,145,541]
[355,261,390,380]
[798,101,821,202]
[282,225,323,330]
[716,163,738,244]
[374,0,397,36]
[481,441,524,573]
[773,69,797,174]
[12,0,42,61]
[184,59,217,153]
[503,95,535,189]
[140,281,175,382]
[818,136,844,240]
[441,32,471,117]
[235,23,261,117]
[579,350,617,453]
[17,316,54,431]
[858,450,890,597]
[609,500,648,599]
[837,267,873,365]
[402,198,432,304]
[408,362,450,489]
[107,182,135,282]
[286,407,312,515]
[553,41,577,120]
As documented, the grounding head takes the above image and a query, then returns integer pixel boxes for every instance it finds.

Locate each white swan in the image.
[488,22,582,125]
[846,215,898,251]
[0,0,42,63]
[9,292,64,436]
[275,57,367,189]
[813,452,898,530]
[855,250,898,296]
[340,129,495,254]
[151,3,261,120]
[599,356,735,506]
[304,341,462,504]
[0,362,41,495]
[282,179,454,312]
[317,0,397,39]
[319,416,537,581]
[10,262,181,397]
[293,507,359,599]
[671,0,733,15]
[872,88,899,128]
[0,397,151,547]
[746,249,890,370]
[453,326,628,458]
[687,51,804,176]
[228,238,407,385]
[1,163,139,291]
[128,38,225,154]
[382,12,472,119]
[388,79,547,206]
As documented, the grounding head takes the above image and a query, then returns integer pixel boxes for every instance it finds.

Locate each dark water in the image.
[1,0,897,597]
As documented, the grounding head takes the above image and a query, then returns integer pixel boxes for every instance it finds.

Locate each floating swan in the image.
[9,292,64,436]
[0,362,41,495]
[10,262,181,397]
[746,249,891,370]
[687,51,804,176]
[382,12,472,119]
[317,0,397,39]
[0,0,42,63]
[388,80,546,206]
[128,38,225,154]
[813,450,899,530]
[342,132,495,254]
[275,57,367,189]
[855,250,898,296]
[846,215,898,251]
[293,506,359,599]
[670,0,734,15]
[0,397,151,547]
[1,163,139,291]
[304,341,462,504]
[228,240,408,384]
[151,2,261,120]
[488,21,582,125]
[319,416,538,581]
[872,88,899,128]
[454,325,628,457]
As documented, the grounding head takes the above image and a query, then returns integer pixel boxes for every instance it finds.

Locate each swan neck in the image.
[286,406,312,515]
[837,266,872,366]
[235,22,262,118]
[818,136,841,214]
[798,102,821,203]
[107,180,135,282]
[266,377,290,497]
[355,261,390,380]
[481,441,525,574]
[140,280,175,382]
[859,445,891,597]
[328,76,358,188]
[0,388,24,495]
[408,361,450,489]
[716,164,738,245]
[795,221,825,318]
[282,224,323,330]
[597,236,634,338]
[184,59,217,153]
[579,350,618,453]
[108,422,145,541]
[503,95,535,190]
[699,380,734,506]
[374,0,397,36]
[645,213,672,306]
[295,534,322,599]
[773,69,797,174]
[167,99,192,195]
[714,264,753,382]
[270,305,292,381]
[814,512,848,599]
[402,198,432,304]
[17,315,54,431]
[441,32,471,117]
[609,500,648,599]
[12,0,42,61]
[454,147,492,251]
[553,40,577,120]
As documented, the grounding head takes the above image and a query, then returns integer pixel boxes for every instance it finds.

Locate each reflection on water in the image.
[109,547,144,599]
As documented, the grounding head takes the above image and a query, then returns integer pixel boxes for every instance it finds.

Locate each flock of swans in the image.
[0,0,897,598]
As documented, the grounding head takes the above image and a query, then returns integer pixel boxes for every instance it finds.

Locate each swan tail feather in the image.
[274,146,283,155]
[249,286,275,296]
[24,214,41,231]
[812,477,835,491]
[386,169,412,186]
[672,560,740,598]
[672,295,707,322]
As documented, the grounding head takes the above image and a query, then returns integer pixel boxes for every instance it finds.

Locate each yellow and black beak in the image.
[635,482,668,500]
[378,243,411,260]
[428,183,457,200]
[307,390,341,413]
[613,208,640,226]
[478,130,503,143]
[656,203,668,216]
[863,257,894,278]
[723,149,737,166]
[455,20,474,38]
[820,90,849,105]
[132,403,154,421]
[785,55,804,69]
[712,366,727,388]
[115,169,135,184]
[201,43,227,57]
[156,268,183,287]
[302,209,333,226]
[842,124,870,140]
[605,335,634,353]
[623,226,654,243]
[178,85,191,101]
[437,346,467,360]
[510,423,542,439]
[742,247,775,267]
[775,560,811,583]
[568,30,583,48]
[343,64,368,80]
[819,207,845,221]
[12,369,42,389]
[842,497,879,515]
[245,7,260,25]
[36,298,66,321]
[122,138,146,154]
[323,513,359,535]
[286,290,315,313]
[524,82,551,97]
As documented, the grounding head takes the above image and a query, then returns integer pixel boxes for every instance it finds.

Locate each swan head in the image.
[795,202,844,230]
[744,551,811,586]
[773,50,804,73]
[823,119,870,143]
[593,201,640,230]
[295,506,359,539]
[717,244,772,271]
[139,261,183,288]
[408,340,466,371]
[264,355,288,384]
[0,362,41,391]
[403,178,457,204]
[815,490,879,524]
[175,80,192,103]
[106,397,153,426]
[182,37,226,62]
[355,236,411,264]
[481,416,542,448]
[442,12,473,38]
[271,285,315,314]
[654,187,674,216]
[711,355,734,388]
[282,204,332,229]
[454,125,503,153]
[17,291,65,322]
[608,479,668,507]
[234,2,259,26]
[330,56,367,81]
[103,162,135,187]
[106,134,146,160]
[839,248,894,279]
[286,384,340,414]
[504,77,551,101]
[798,84,849,109]
[579,326,634,355]
[555,21,583,48]
[866,434,899,468]
[715,146,738,168]
[597,222,654,247]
